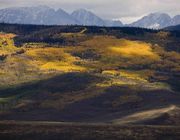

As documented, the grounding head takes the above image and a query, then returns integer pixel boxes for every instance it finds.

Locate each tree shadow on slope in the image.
[61,85,180,122]
[0,74,179,122]
[0,72,104,103]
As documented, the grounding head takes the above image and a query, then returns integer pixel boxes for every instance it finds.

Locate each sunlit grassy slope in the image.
[109,40,159,59]
[0,32,179,88]
[0,29,179,124]
[25,48,86,72]
[79,36,161,66]
[81,36,160,59]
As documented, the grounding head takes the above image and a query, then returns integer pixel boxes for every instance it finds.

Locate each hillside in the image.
[0,24,179,126]
[164,24,180,31]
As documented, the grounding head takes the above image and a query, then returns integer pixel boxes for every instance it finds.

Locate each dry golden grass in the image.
[0,33,17,55]
[96,69,151,88]
[25,48,86,72]
[109,40,159,59]
[55,28,87,38]
[102,70,119,76]
[119,70,147,81]
[0,33,16,39]
[81,36,119,48]
[60,33,85,38]
[102,70,147,82]
[96,80,127,88]
[81,36,160,61]
[41,62,85,72]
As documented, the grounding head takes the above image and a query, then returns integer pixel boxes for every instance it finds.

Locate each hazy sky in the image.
[0,0,179,23]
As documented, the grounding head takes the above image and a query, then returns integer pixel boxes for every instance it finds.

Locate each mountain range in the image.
[129,13,180,29]
[0,6,179,29]
[0,6,122,27]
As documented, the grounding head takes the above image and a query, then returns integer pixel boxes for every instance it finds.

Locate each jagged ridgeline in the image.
[0,6,180,29]
[0,6,123,27]
[0,23,179,125]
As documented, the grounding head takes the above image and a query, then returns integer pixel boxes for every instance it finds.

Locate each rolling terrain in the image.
[0,23,180,139]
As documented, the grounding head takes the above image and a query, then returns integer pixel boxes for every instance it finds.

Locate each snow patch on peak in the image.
[148,23,160,29]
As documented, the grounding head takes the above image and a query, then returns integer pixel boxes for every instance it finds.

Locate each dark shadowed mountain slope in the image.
[164,24,180,31]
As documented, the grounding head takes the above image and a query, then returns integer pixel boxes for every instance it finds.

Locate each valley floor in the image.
[0,121,180,140]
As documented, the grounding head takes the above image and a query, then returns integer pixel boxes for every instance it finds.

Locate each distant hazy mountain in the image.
[172,15,180,26]
[71,9,123,27]
[0,6,122,27]
[0,6,79,25]
[129,13,172,29]
[0,6,179,28]
[104,20,123,27]
[71,9,105,26]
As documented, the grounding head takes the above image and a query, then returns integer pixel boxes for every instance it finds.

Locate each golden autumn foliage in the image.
[0,33,179,91]
[0,33,17,56]
[25,48,86,72]
[80,36,160,60]
[109,40,159,60]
